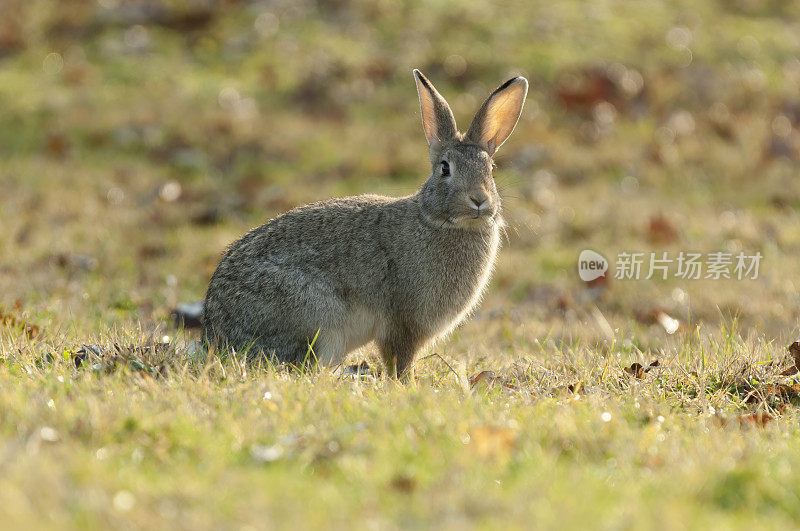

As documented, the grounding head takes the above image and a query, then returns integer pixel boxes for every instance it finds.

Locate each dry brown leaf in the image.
[0,311,41,339]
[45,133,70,158]
[743,383,800,404]
[647,214,678,244]
[137,243,167,259]
[737,413,773,428]
[389,474,417,493]
[714,413,775,428]
[468,370,517,391]
[549,381,584,397]
[624,360,660,379]
[780,341,800,376]
[555,65,646,114]
[468,370,495,387]
[567,381,583,394]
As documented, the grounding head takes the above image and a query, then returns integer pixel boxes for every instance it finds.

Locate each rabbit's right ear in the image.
[413,69,457,147]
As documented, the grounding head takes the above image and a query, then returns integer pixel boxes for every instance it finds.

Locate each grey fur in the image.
[203,69,528,377]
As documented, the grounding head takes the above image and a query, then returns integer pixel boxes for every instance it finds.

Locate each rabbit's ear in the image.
[413,69,457,147]
[466,76,528,155]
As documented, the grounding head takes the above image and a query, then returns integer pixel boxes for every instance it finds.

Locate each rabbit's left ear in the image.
[466,76,528,155]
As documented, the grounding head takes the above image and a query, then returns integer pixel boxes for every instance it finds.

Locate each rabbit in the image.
[203,69,528,377]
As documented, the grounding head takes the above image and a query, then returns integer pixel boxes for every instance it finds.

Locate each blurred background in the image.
[3,0,800,351]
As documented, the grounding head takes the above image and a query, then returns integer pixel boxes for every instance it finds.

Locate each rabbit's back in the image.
[210,195,405,295]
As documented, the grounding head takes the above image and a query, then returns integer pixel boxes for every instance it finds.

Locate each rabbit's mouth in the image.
[447,212,497,229]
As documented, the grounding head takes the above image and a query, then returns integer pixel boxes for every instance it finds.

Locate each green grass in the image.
[4,0,800,528]
[3,328,800,529]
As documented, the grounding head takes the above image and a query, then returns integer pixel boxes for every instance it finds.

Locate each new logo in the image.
[578,249,609,282]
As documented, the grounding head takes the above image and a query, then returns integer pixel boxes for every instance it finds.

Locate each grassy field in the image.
[4,0,800,528]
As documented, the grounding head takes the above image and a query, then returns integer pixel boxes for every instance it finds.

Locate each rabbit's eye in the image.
[441,161,450,177]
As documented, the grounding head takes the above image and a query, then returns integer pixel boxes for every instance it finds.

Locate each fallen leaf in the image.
[0,310,41,339]
[555,64,646,116]
[555,295,573,312]
[780,341,800,376]
[769,194,795,210]
[0,13,24,57]
[137,243,167,259]
[548,381,584,397]
[646,214,678,244]
[468,370,517,391]
[72,343,171,376]
[737,413,773,427]
[51,253,98,272]
[45,133,70,158]
[567,381,583,394]
[625,362,644,378]
[624,360,660,379]
[742,383,800,404]
[389,474,417,493]
[469,370,496,388]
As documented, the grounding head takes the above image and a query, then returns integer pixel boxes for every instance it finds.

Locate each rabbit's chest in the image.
[422,225,500,330]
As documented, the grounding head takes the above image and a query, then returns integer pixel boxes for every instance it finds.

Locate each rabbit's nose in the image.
[470,195,489,209]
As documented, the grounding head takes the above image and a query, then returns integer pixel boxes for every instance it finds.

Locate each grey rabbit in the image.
[203,69,528,377]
